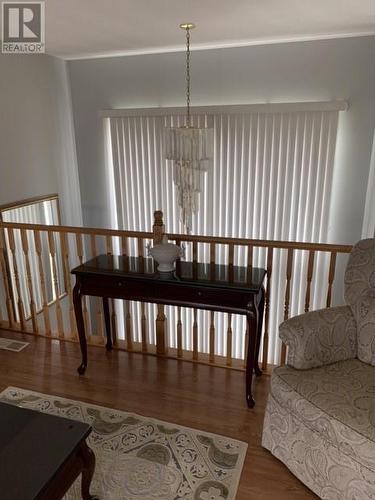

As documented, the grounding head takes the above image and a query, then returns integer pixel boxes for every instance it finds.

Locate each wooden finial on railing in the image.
[154,210,163,226]
[152,210,168,355]
[153,210,164,244]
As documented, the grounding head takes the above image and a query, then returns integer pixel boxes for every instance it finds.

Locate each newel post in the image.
[153,211,168,356]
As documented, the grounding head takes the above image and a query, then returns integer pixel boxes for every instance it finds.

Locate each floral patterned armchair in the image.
[262,239,375,499]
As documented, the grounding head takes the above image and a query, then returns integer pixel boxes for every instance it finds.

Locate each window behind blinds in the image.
[105,103,341,364]
[1,196,64,320]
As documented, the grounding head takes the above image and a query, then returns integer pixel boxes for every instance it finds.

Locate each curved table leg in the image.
[246,305,259,408]
[102,297,112,351]
[73,281,87,375]
[254,286,265,377]
[79,441,98,500]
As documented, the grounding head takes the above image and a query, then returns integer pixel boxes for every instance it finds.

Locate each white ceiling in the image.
[44,0,375,59]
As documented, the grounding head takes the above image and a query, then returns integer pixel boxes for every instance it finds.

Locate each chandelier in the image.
[164,23,213,233]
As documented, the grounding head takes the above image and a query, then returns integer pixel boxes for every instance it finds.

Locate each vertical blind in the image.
[105,104,341,364]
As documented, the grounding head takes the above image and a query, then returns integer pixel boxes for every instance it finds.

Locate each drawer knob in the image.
[118,281,123,287]
[197,291,202,296]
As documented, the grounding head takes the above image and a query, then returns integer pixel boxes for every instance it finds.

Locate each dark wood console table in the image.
[72,255,266,408]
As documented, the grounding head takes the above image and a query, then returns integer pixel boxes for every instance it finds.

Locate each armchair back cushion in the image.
[345,239,375,365]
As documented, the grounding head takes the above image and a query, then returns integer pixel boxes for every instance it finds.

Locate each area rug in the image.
[0,387,247,500]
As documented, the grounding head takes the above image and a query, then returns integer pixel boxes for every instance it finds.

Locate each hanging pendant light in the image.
[164,23,213,234]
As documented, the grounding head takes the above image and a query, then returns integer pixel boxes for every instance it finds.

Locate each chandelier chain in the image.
[165,23,212,233]
[186,27,191,127]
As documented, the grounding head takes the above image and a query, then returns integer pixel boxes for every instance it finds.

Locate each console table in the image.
[72,255,266,408]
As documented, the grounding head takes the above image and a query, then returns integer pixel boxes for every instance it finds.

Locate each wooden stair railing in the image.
[0,215,352,369]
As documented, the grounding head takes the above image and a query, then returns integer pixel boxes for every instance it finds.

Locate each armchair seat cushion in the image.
[271,359,375,469]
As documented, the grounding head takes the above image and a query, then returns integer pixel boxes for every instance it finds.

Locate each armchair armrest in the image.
[279,305,357,369]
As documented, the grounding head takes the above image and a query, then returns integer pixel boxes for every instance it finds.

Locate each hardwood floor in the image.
[0,329,315,499]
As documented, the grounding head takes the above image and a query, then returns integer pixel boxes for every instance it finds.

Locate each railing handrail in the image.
[0,221,153,240]
[167,233,352,253]
[0,221,353,254]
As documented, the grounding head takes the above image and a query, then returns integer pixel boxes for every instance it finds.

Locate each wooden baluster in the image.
[192,241,198,261]
[209,243,216,363]
[0,228,15,327]
[228,243,234,282]
[262,247,273,371]
[125,300,133,350]
[209,241,216,363]
[177,307,183,358]
[104,235,118,345]
[156,307,167,355]
[90,234,97,259]
[209,311,215,363]
[227,243,234,366]
[110,303,118,346]
[76,233,83,265]
[60,232,77,339]
[20,229,38,333]
[192,308,198,361]
[137,238,144,265]
[228,243,234,265]
[33,231,51,335]
[121,235,128,257]
[174,238,183,357]
[281,248,294,365]
[120,235,132,350]
[153,211,167,356]
[106,235,113,255]
[226,313,232,366]
[75,232,84,260]
[7,228,25,330]
[137,237,147,352]
[210,242,216,263]
[326,252,337,308]
[106,234,117,345]
[89,234,104,344]
[192,241,198,279]
[210,242,216,281]
[192,240,198,360]
[244,245,253,367]
[75,233,90,338]
[247,245,253,283]
[305,250,315,312]
[48,231,64,338]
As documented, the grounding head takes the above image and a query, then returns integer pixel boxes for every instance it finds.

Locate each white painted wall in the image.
[0,54,82,226]
[68,36,375,244]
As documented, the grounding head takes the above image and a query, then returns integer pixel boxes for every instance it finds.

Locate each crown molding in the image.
[60,31,375,61]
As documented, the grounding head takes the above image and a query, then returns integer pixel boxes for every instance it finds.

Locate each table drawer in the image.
[160,284,250,312]
[78,275,252,313]
[80,275,148,299]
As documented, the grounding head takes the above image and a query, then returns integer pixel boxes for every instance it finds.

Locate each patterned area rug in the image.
[0,387,247,500]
